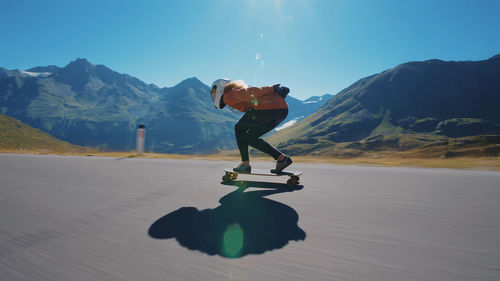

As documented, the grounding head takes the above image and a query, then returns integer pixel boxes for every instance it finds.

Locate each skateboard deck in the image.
[223,168,302,186]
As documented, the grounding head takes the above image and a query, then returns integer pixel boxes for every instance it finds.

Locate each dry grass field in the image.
[2,148,499,170]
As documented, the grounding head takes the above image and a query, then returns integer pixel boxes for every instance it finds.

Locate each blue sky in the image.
[1,0,499,100]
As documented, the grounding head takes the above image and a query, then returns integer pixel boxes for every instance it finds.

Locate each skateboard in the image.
[223,168,302,187]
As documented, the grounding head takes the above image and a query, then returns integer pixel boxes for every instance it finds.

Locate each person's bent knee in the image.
[234,122,248,135]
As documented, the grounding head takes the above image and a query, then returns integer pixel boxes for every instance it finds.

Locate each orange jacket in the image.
[223,86,288,112]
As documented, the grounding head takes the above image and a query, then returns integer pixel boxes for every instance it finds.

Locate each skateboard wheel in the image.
[287,177,299,186]
[222,175,231,182]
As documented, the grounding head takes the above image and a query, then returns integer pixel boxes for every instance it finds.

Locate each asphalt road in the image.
[1,154,499,281]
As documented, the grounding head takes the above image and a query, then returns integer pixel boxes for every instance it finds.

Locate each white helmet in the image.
[210,78,230,109]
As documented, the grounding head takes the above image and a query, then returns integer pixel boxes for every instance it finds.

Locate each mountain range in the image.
[268,54,500,156]
[0,58,331,153]
[276,94,334,132]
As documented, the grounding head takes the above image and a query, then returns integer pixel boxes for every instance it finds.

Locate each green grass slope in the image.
[0,114,91,153]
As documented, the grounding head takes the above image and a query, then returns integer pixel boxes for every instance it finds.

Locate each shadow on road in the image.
[148,185,306,258]
[112,155,136,161]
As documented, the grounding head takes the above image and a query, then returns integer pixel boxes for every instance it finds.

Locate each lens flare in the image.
[222,223,244,258]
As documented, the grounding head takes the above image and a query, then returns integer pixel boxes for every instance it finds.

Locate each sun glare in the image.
[222,223,244,258]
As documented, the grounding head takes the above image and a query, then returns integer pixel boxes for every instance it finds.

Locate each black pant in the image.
[235,109,288,162]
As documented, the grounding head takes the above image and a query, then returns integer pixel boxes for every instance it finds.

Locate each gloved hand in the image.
[273,84,290,98]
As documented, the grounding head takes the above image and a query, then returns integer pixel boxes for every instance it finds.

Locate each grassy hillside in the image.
[0,114,92,153]
[267,55,500,156]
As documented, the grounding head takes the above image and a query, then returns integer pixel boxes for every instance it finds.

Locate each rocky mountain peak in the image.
[50,58,98,90]
[174,77,205,89]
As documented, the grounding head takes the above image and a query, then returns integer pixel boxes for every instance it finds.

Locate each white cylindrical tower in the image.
[136,124,146,155]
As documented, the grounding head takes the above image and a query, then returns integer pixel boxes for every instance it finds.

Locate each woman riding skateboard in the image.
[210,79,293,173]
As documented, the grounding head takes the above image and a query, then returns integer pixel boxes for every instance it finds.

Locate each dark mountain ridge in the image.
[0,58,240,152]
[2,58,330,153]
[26,65,61,73]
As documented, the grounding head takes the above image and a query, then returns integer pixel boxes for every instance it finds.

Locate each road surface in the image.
[0,154,499,281]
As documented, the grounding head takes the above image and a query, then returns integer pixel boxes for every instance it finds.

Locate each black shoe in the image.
[274,156,293,173]
[233,163,251,173]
